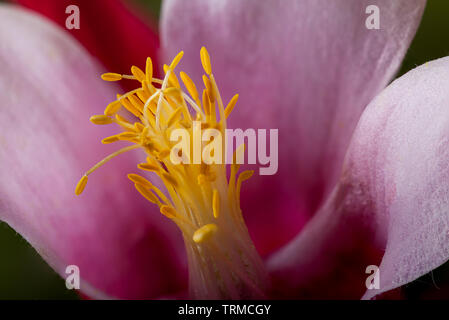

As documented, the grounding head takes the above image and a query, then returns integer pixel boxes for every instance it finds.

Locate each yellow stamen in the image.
[193,223,217,243]
[137,163,159,172]
[200,46,212,75]
[75,175,88,195]
[169,51,184,70]
[145,57,153,83]
[134,183,160,205]
[180,71,199,102]
[224,94,239,119]
[90,115,113,125]
[104,100,122,116]
[78,47,267,299]
[131,66,145,82]
[127,173,153,189]
[101,73,122,81]
[160,205,178,219]
[101,135,120,144]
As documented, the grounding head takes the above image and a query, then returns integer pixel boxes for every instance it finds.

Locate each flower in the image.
[1,0,448,299]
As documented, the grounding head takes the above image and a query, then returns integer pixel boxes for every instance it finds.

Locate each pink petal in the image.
[160,0,426,255]
[268,57,449,299]
[0,5,186,299]
[14,0,161,92]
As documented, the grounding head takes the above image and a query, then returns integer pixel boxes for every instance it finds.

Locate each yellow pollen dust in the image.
[76,47,252,248]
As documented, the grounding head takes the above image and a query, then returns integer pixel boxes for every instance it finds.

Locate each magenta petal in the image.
[161,0,426,255]
[268,57,449,299]
[0,5,186,298]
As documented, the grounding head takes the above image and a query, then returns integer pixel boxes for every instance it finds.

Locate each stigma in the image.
[76,47,267,299]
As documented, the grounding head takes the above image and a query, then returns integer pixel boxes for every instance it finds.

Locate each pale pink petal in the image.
[0,5,186,299]
[268,57,449,299]
[161,0,426,255]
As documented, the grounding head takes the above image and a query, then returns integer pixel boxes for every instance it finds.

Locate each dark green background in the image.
[0,0,448,299]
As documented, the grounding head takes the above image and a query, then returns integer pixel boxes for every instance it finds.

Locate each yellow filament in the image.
[193,223,217,243]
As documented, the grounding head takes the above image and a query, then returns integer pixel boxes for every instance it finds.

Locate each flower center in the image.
[75,47,267,299]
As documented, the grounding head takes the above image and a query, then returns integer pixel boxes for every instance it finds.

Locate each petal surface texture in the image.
[161,0,426,255]
[0,5,186,299]
[269,57,449,299]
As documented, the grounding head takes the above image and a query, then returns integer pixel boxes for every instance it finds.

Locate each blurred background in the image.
[0,0,448,299]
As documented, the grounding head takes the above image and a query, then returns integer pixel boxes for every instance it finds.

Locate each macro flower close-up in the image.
[1,0,449,304]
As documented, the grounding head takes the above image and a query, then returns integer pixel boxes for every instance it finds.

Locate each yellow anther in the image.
[160,205,177,219]
[104,100,122,116]
[138,163,159,172]
[145,57,153,83]
[162,172,178,187]
[131,66,145,82]
[134,183,159,204]
[75,175,88,195]
[180,71,199,101]
[118,132,139,141]
[127,173,153,189]
[193,223,217,243]
[101,73,122,81]
[169,51,184,70]
[90,115,113,125]
[202,75,215,102]
[212,189,220,219]
[128,94,144,112]
[224,94,239,119]
[101,135,120,144]
[121,97,142,117]
[200,46,212,75]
